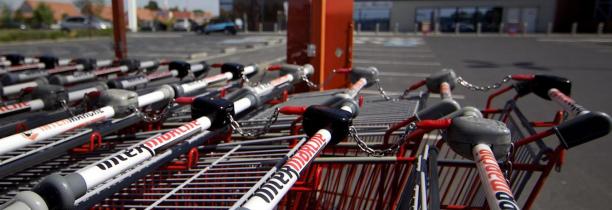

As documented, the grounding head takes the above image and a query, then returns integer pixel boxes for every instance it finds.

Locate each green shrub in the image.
[0,29,113,42]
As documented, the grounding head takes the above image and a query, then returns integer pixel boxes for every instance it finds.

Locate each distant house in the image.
[17,0,81,23]
[97,6,158,22]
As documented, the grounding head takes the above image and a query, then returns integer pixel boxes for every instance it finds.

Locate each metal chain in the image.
[241,73,251,85]
[350,122,418,157]
[229,107,280,138]
[375,79,392,101]
[503,143,515,184]
[59,99,75,117]
[456,75,513,91]
[132,99,175,123]
[300,73,317,88]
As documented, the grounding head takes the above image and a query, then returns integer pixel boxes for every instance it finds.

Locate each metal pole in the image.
[111,0,127,60]
[571,22,578,35]
[127,0,138,32]
[375,23,380,34]
[523,22,528,36]
[455,23,459,34]
[243,13,248,33]
[547,22,553,35]
[394,22,399,34]
[499,22,505,34]
[477,22,481,36]
[358,23,362,34]
[598,22,604,35]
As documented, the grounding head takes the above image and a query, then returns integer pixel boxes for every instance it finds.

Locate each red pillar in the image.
[112,0,127,60]
[287,0,354,90]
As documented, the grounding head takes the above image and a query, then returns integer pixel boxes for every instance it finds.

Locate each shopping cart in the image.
[0,63,316,209]
[392,72,611,210]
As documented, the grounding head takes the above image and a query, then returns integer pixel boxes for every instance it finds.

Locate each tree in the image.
[0,4,12,27]
[193,9,204,15]
[74,0,105,18]
[31,3,54,28]
[169,6,179,12]
[144,0,160,11]
[14,10,25,22]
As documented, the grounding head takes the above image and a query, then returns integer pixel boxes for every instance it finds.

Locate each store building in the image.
[355,0,557,33]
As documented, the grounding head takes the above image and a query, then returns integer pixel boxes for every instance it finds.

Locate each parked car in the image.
[140,20,168,32]
[2,21,28,30]
[172,19,198,32]
[59,16,112,31]
[198,19,238,35]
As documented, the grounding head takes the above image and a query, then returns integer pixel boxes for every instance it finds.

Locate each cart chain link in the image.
[456,75,513,91]
[350,122,417,157]
[503,143,515,184]
[300,73,317,89]
[229,107,280,138]
[241,73,252,85]
[59,99,76,117]
[132,99,175,123]
[375,79,392,101]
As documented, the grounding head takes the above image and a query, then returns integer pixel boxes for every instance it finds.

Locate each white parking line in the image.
[187,42,283,62]
[354,48,432,53]
[353,59,441,66]
[379,72,431,77]
[360,90,465,99]
[354,53,436,58]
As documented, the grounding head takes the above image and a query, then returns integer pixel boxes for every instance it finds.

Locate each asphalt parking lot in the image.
[354,34,612,210]
[1,32,611,209]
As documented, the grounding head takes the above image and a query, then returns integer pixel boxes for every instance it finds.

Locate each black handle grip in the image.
[555,111,612,149]
[514,74,572,100]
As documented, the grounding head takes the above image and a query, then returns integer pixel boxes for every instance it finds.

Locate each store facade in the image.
[355,0,556,33]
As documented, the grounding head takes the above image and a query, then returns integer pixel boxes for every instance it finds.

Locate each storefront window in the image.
[416,8,436,32]
[438,7,457,32]
[476,7,502,32]
[354,1,392,31]
[457,7,477,32]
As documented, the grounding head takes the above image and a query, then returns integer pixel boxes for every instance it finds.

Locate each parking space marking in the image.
[187,42,284,63]
[360,90,465,99]
[379,72,430,77]
[353,59,441,66]
[354,48,432,53]
[354,53,435,58]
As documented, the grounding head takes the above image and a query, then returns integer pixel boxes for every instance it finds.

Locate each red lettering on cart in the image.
[350,79,367,91]
[144,120,200,149]
[20,109,106,141]
[250,132,328,203]
[478,149,513,195]
[147,71,171,80]
[0,102,30,113]
[269,75,291,87]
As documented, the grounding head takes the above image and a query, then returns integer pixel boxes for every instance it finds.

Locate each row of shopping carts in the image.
[0,53,609,210]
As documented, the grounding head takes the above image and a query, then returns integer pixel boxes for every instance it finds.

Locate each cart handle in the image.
[513,89,611,148]
[334,68,352,73]
[175,97,194,105]
[266,64,282,71]
[279,106,306,115]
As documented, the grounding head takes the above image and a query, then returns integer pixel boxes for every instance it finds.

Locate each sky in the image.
[3,0,220,16]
